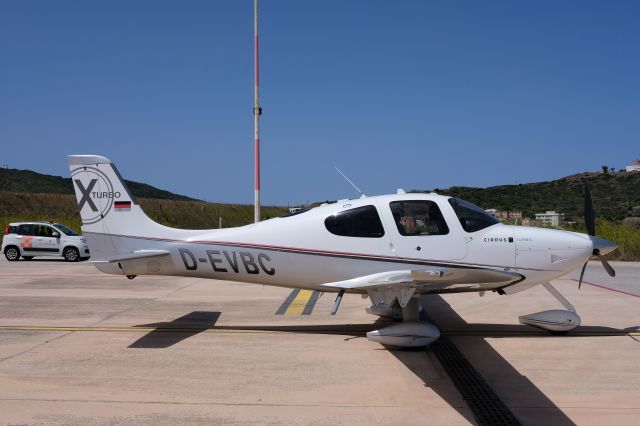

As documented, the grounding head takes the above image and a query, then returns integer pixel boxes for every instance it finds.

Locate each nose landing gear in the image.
[519,281,581,332]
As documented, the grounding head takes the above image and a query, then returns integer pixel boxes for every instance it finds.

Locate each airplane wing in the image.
[321,266,522,294]
[91,250,171,264]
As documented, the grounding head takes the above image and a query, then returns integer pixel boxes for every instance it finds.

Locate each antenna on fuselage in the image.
[334,166,366,198]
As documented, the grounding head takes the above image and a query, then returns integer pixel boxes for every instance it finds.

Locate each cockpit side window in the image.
[324,205,385,238]
[448,197,499,232]
[389,201,449,236]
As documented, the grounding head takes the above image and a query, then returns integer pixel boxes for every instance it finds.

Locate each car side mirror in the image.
[52,231,60,238]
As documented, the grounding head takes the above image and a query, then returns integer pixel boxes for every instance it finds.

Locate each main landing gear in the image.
[518,282,581,333]
[365,287,440,348]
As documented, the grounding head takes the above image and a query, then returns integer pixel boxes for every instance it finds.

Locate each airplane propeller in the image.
[578,180,616,289]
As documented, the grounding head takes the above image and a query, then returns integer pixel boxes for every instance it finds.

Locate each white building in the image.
[535,211,565,227]
[625,159,640,172]
[485,209,497,218]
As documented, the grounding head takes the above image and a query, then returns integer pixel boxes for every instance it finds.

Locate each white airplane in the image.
[68,155,617,347]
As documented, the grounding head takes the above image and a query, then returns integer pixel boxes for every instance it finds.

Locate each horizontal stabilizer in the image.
[92,250,171,264]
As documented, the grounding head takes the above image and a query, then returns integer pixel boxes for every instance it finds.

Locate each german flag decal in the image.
[114,201,132,211]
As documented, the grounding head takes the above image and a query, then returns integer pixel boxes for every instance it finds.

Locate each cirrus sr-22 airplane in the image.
[68,155,617,347]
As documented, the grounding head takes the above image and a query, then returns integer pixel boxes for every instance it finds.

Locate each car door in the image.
[383,199,468,261]
[32,225,61,255]
[16,224,35,254]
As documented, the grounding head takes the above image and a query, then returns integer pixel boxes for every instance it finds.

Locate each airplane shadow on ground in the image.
[129,301,637,424]
[128,311,392,349]
[129,311,222,348]
[409,294,582,426]
[388,310,638,423]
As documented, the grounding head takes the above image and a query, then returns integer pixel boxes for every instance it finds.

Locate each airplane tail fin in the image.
[68,155,197,261]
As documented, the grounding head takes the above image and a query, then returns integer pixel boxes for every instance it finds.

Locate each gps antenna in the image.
[335,166,366,198]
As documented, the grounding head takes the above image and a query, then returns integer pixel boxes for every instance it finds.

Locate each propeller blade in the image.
[583,180,595,236]
[594,250,616,277]
[578,261,587,290]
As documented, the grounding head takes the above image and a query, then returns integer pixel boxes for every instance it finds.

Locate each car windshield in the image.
[448,198,499,232]
[54,224,79,236]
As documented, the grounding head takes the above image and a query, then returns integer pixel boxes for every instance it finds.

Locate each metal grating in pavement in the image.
[431,336,522,426]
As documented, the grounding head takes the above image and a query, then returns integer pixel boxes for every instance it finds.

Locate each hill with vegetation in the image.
[1,167,638,260]
[421,171,640,222]
[0,167,198,201]
[0,192,287,233]
[0,167,288,232]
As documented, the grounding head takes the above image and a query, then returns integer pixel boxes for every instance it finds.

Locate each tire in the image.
[4,246,20,261]
[63,247,80,262]
[22,256,34,261]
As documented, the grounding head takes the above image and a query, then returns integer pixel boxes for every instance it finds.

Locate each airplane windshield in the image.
[448,198,499,233]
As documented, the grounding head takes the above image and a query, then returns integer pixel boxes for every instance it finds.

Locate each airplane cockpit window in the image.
[324,205,385,238]
[389,201,449,236]
[448,198,499,232]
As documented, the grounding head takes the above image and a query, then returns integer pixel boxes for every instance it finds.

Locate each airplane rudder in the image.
[68,155,138,231]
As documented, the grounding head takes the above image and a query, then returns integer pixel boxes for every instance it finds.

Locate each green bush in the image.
[594,221,640,261]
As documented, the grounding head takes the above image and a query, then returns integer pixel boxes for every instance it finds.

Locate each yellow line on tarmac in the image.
[0,326,280,334]
[284,289,314,316]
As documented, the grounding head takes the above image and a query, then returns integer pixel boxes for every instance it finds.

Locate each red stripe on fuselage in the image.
[82,231,554,272]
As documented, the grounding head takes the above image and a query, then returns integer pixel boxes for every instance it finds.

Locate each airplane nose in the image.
[590,236,618,256]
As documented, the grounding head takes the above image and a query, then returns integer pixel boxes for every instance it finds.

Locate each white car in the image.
[2,222,90,262]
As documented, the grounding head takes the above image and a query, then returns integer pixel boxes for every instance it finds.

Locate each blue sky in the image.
[1,1,638,205]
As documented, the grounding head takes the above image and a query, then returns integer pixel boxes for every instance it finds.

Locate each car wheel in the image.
[4,246,20,261]
[22,256,34,261]
[63,247,80,262]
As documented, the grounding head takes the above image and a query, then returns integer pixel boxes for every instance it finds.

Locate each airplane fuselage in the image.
[88,193,600,295]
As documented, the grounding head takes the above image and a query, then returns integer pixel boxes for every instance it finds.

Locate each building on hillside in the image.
[535,210,565,227]
[503,210,522,220]
[625,159,640,172]
[485,209,523,221]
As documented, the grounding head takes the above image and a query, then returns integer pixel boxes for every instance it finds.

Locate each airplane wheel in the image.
[126,275,137,280]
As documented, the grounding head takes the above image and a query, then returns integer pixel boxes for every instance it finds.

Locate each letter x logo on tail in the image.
[75,179,98,212]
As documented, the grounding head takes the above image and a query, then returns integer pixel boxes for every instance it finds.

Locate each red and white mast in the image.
[253,0,261,223]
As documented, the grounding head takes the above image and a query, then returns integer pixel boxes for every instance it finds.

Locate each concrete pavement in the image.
[0,258,638,425]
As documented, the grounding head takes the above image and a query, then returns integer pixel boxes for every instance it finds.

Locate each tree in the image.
[601,165,609,174]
